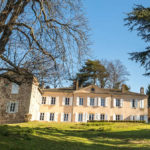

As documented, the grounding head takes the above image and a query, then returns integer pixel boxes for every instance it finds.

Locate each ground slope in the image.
[0,122,150,150]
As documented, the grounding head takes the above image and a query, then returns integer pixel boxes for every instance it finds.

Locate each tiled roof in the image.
[42,85,147,97]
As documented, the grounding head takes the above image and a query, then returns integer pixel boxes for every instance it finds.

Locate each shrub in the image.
[24,114,32,122]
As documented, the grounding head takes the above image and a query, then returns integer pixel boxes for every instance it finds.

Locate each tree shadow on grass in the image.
[0,125,150,150]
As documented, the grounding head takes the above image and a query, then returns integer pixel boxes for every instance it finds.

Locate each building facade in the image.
[0,76,41,124]
[0,76,148,124]
[40,85,148,123]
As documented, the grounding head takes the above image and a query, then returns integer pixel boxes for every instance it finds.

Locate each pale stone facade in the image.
[40,85,148,123]
[0,76,148,124]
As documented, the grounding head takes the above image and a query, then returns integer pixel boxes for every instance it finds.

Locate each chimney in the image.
[41,81,44,89]
[121,84,126,93]
[140,87,144,94]
[76,79,79,90]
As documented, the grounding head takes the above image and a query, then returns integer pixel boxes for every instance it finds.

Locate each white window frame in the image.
[100,114,105,120]
[90,98,94,106]
[64,113,69,121]
[101,98,105,107]
[49,113,55,121]
[65,98,70,106]
[40,113,45,120]
[6,101,19,113]
[78,113,83,122]
[51,97,56,105]
[79,98,83,106]
[89,114,94,121]
[42,97,46,104]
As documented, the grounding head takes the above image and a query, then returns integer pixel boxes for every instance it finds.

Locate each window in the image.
[6,101,18,113]
[79,98,83,105]
[65,98,70,105]
[140,115,144,121]
[116,115,121,121]
[90,98,94,106]
[51,97,56,105]
[50,113,55,121]
[133,116,136,121]
[40,113,44,120]
[78,113,83,122]
[89,114,94,121]
[116,99,121,107]
[101,98,105,107]
[132,99,136,108]
[91,88,95,92]
[11,83,19,94]
[100,114,105,120]
[64,113,69,121]
[42,97,46,104]
[10,102,16,112]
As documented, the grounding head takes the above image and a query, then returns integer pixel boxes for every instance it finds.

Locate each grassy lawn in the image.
[0,122,150,150]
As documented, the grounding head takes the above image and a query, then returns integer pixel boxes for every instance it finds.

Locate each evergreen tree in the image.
[76,59,109,88]
[146,85,150,107]
[125,5,150,75]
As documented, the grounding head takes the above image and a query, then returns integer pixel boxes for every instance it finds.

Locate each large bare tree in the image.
[0,0,89,85]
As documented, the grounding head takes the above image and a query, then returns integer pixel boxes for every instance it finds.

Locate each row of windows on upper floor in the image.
[39,112,147,122]
[42,96,145,109]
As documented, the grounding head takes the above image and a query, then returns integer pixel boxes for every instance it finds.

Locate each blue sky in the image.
[84,0,150,93]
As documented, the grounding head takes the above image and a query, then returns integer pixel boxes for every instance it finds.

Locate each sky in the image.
[84,0,150,93]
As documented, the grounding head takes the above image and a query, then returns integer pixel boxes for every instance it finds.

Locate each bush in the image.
[87,120,145,123]
[24,114,32,122]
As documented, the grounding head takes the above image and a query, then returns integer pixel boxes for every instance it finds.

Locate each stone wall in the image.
[0,78,33,124]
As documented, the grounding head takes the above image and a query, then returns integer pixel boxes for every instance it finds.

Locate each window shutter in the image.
[135,100,138,108]
[38,112,40,120]
[83,113,86,122]
[95,113,98,120]
[113,99,116,107]
[62,97,65,106]
[15,101,19,113]
[105,98,108,107]
[70,97,73,106]
[144,115,148,123]
[76,97,79,106]
[60,113,63,122]
[113,114,116,120]
[120,99,123,107]
[69,113,71,122]
[137,115,140,121]
[47,96,51,105]
[130,100,133,108]
[105,114,108,120]
[6,102,10,113]
[142,100,144,108]
[55,112,58,122]
[75,113,78,122]
[94,98,97,106]
[121,115,123,121]
[87,97,90,106]
[56,97,59,105]
[140,100,144,108]
[98,97,101,106]
[45,112,49,121]
[130,115,133,121]
[86,113,89,122]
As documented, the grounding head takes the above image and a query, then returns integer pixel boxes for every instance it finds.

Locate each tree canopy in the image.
[125,5,150,75]
[73,59,129,89]
[0,0,89,85]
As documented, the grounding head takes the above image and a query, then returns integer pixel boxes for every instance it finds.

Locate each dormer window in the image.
[91,88,95,92]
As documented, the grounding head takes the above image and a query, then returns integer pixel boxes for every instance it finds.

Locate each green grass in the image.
[0,122,150,150]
